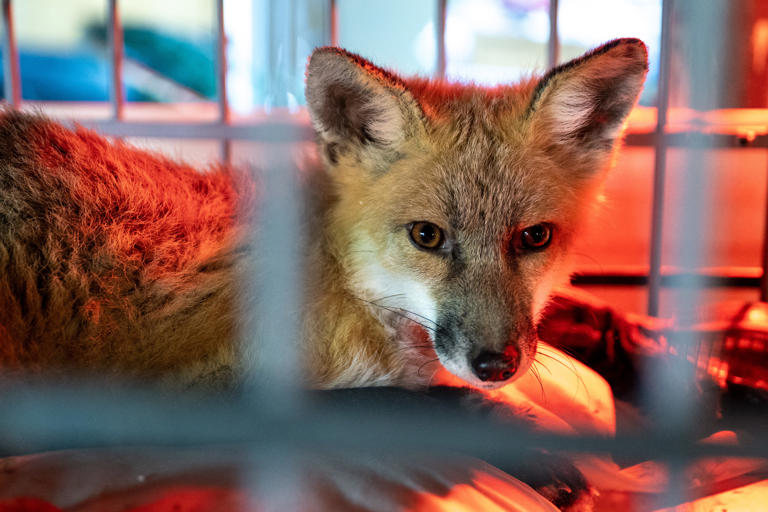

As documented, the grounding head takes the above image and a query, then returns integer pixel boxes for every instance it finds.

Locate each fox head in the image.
[306,39,648,389]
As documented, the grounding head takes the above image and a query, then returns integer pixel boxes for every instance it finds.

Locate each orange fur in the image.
[0,112,252,385]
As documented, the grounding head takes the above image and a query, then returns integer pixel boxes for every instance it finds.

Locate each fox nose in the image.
[471,349,519,382]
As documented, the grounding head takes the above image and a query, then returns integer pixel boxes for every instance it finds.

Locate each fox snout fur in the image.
[306,39,648,388]
[0,39,647,391]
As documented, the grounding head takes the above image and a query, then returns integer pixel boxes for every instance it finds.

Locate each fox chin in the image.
[0,39,647,392]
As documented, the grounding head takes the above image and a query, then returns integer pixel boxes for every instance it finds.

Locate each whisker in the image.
[531,356,553,376]
[392,343,435,354]
[535,348,589,398]
[537,344,581,364]
[353,296,440,333]
[548,343,583,360]
[427,365,443,387]
[390,307,440,328]
[359,300,436,332]
[417,357,440,377]
[364,295,444,330]
[570,252,604,272]
[393,306,451,332]
[535,350,576,373]
[529,362,546,400]
[370,293,407,303]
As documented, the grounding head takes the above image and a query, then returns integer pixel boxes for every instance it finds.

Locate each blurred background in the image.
[1,0,767,318]
[1,0,663,107]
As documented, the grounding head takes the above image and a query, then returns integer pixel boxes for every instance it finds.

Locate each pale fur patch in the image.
[544,85,594,135]
[349,236,438,329]
[354,258,438,333]
[348,235,566,390]
[343,236,448,387]
[353,260,519,390]
[544,75,640,143]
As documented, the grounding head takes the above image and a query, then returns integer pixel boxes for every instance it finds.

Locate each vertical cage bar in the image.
[242,1,304,504]
[761,156,768,301]
[108,0,124,121]
[216,0,230,124]
[547,0,559,68]
[215,0,231,163]
[645,2,731,509]
[436,0,447,78]
[646,0,673,317]
[2,0,21,107]
[242,152,304,508]
[253,4,303,398]
[329,0,338,46]
[264,0,298,109]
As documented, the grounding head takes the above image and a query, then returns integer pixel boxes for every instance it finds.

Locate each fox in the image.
[303,39,647,391]
[0,38,647,389]
[0,39,647,510]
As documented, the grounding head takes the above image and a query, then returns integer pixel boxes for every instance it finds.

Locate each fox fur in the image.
[0,39,648,392]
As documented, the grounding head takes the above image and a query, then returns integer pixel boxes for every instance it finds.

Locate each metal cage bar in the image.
[40,120,768,149]
[762,156,768,301]
[41,120,765,148]
[216,0,230,124]
[215,0,231,163]
[645,2,732,506]
[646,0,673,317]
[436,0,447,78]
[108,0,124,121]
[1,0,21,107]
[547,0,559,68]
[2,384,768,461]
[1,2,767,509]
[330,0,338,46]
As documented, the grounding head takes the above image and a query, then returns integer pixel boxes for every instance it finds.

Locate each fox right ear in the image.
[526,38,648,169]
[305,47,424,163]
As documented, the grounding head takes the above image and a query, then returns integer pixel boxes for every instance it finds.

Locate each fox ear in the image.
[305,47,424,162]
[527,38,648,162]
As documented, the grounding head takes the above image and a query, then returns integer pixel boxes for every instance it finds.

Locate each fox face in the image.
[306,40,648,389]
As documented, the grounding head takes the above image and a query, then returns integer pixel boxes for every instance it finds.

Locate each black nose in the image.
[471,349,519,382]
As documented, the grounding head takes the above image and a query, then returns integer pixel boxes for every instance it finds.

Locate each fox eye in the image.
[520,223,552,251]
[409,222,444,250]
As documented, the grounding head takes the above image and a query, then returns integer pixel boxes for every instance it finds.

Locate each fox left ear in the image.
[305,47,424,165]
[527,38,648,165]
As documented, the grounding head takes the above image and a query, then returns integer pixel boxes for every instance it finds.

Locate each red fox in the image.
[0,39,647,392]
[0,39,647,512]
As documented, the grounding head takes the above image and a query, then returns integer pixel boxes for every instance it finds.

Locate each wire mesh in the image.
[108,0,124,120]
[1,0,21,106]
